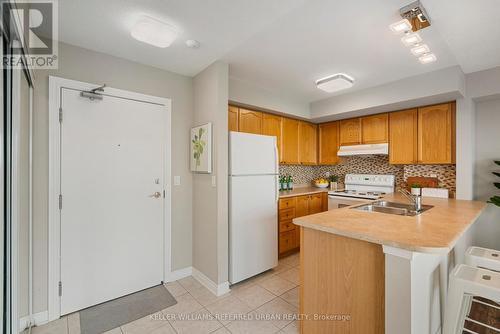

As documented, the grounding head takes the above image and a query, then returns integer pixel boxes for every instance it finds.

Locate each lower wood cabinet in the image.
[278,192,328,257]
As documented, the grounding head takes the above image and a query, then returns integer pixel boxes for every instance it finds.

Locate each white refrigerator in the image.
[229,131,279,284]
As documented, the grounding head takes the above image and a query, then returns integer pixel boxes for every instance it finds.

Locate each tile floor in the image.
[24,253,300,334]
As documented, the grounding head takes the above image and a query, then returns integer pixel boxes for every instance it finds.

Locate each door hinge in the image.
[59,107,63,123]
[163,190,166,198]
[58,194,62,210]
[58,281,63,297]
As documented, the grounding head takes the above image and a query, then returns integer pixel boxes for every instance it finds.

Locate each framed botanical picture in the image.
[190,122,212,173]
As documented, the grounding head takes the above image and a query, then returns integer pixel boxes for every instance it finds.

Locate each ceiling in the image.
[57,0,500,103]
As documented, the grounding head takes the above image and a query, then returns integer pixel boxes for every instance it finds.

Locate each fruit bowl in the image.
[313,178,330,188]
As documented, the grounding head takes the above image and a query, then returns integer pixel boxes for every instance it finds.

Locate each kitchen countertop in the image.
[293,193,487,254]
[279,186,329,198]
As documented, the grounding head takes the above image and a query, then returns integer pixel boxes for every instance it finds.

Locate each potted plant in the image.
[488,160,500,207]
[410,183,422,196]
[328,175,339,191]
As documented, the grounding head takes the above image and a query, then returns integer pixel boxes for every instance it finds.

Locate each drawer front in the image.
[279,208,295,221]
[279,230,297,253]
[279,197,296,209]
[279,220,296,233]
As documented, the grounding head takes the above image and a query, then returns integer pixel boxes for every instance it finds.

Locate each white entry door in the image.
[59,88,166,315]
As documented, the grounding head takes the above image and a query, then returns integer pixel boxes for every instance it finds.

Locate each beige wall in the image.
[32,42,194,312]
[473,98,500,249]
[192,61,229,284]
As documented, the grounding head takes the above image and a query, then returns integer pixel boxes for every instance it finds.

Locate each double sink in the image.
[351,200,433,216]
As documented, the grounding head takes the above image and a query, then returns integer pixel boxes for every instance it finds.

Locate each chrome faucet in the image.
[399,188,423,212]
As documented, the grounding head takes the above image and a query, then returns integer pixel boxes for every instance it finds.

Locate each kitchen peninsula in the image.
[294,194,486,334]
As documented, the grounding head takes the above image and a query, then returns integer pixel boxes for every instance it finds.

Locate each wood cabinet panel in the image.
[238,108,262,134]
[300,228,385,334]
[295,195,309,218]
[318,121,339,165]
[279,230,296,254]
[361,113,388,144]
[339,118,361,145]
[281,118,300,164]
[279,220,295,233]
[298,121,318,165]
[228,106,239,132]
[279,197,296,210]
[262,113,282,160]
[309,193,323,214]
[417,103,456,164]
[389,109,417,164]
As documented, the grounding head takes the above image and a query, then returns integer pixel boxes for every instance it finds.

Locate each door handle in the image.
[149,191,161,199]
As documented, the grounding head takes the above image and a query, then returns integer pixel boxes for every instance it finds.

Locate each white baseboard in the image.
[192,267,230,296]
[167,266,193,282]
[19,311,49,330]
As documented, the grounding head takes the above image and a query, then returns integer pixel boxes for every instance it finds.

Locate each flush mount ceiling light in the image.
[316,73,354,93]
[401,32,422,46]
[131,16,177,48]
[389,19,412,34]
[418,53,437,64]
[410,44,430,56]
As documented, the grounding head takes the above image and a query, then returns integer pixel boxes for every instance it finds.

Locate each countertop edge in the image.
[279,187,329,198]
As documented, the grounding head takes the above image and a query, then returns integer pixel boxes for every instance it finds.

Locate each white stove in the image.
[328,174,395,209]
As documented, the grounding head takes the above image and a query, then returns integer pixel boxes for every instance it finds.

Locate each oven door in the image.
[328,195,372,210]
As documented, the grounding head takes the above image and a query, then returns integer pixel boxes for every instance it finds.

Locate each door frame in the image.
[47,76,172,321]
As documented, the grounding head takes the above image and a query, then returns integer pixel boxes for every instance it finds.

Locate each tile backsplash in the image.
[279,155,456,196]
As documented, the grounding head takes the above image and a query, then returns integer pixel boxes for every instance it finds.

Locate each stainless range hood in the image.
[337,143,389,156]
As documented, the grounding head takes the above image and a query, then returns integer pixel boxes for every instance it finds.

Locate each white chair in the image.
[465,246,500,272]
[443,264,500,334]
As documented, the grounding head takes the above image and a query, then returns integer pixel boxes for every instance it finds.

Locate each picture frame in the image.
[190,122,212,173]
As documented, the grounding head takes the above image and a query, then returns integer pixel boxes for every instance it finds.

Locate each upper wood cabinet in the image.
[361,113,388,144]
[339,118,361,146]
[228,106,239,132]
[417,103,456,164]
[262,113,282,159]
[389,109,417,164]
[239,108,262,134]
[318,122,339,165]
[298,121,318,165]
[281,118,300,164]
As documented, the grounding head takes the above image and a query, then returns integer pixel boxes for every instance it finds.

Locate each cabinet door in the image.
[339,118,361,145]
[239,109,262,134]
[309,194,323,214]
[318,122,339,165]
[389,109,417,164]
[361,113,388,144]
[295,195,309,217]
[262,113,282,159]
[228,106,239,132]
[418,103,455,164]
[298,121,318,165]
[281,118,300,164]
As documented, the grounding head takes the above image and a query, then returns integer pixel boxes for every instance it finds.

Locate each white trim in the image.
[192,268,230,296]
[19,311,48,330]
[383,245,415,260]
[167,267,193,282]
[10,63,21,334]
[48,76,172,321]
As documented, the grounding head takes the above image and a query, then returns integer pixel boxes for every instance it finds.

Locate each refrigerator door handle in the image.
[274,141,279,203]
[275,175,279,203]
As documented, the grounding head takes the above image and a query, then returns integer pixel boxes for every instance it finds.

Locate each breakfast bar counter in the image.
[293,194,487,334]
[293,193,486,253]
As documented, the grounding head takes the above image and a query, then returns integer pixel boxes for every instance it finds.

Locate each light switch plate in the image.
[211,176,216,187]
[174,176,181,186]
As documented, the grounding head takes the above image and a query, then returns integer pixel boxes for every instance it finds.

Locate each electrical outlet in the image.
[174,176,181,186]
